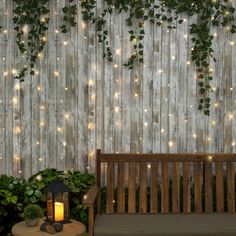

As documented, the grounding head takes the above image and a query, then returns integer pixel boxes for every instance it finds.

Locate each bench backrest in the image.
[96,149,236,214]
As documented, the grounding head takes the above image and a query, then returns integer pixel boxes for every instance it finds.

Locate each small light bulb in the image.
[168,141,174,147]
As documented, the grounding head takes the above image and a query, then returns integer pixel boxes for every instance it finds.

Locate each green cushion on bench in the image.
[94,214,236,236]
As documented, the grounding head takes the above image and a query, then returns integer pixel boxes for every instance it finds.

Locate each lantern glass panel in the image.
[63,192,69,220]
[54,193,65,222]
[47,192,53,221]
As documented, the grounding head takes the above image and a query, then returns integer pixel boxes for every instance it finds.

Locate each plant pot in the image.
[25,218,40,227]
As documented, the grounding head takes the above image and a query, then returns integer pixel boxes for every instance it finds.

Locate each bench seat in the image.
[94,214,236,236]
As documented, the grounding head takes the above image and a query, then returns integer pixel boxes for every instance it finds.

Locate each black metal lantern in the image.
[46,180,71,224]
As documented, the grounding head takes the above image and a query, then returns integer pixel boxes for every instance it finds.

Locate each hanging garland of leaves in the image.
[13,0,78,81]
[60,0,77,33]
[81,0,236,115]
[13,0,50,82]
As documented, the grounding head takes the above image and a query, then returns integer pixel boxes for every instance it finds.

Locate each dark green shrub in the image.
[0,175,26,236]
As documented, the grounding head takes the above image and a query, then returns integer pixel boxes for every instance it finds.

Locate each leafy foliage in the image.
[60,0,78,33]
[80,0,236,115]
[22,204,43,219]
[0,175,26,236]
[13,0,50,81]
[0,169,95,235]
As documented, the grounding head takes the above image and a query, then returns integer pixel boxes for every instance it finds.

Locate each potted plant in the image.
[23,204,43,227]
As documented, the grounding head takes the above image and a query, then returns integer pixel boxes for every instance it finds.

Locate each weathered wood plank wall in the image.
[0,0,235,178]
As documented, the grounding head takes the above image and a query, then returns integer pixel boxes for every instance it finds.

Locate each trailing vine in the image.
[80,0,236,115]
[13,0,50,82]
[60,0,77,33]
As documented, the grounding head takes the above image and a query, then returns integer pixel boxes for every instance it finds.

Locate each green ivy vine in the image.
[60,0,77,33]
[13,0,50,81]
[13,0,78,82]
[81,0,236,115]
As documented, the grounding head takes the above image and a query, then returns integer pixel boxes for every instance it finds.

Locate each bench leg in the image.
[88,206,94,236]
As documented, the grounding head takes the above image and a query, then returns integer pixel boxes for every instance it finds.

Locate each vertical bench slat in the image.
[216,162,224,213]
[205,162,213,213]
[106,162,114,213]
[161,162,169,213]
[194,162,202,213]
[172,162,180,213]
[183,162,191,213]
[139,162,147,213]
[128,162,136,213]
[150,162,158,213]
[227,162,235,212]
[117,162,125,213]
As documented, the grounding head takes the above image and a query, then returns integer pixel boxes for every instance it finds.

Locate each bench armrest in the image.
[83,184,99,236]
[83,184,99,207]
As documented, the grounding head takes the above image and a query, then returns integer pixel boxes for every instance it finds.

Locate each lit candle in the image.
[54,202,64,221]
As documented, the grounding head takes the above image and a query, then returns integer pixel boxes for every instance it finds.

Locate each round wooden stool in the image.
[12,219,86,236]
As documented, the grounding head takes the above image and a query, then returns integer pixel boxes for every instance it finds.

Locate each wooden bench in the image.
[83,149,236,236]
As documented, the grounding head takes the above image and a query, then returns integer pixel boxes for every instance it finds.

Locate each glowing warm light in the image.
[208,155,213,161]
[36,175,42,181]
[15,126,21,134]
[207,137,211,142]
[116,48,121,55]
[230,41,235,46]
[40,122,45,127]
[113,64,118,68]
[88,122,94,130]
[193,134,197,139]
[161,128,165,133]
[64,113,70,120]
[144,122,148,127]
[114,92,119,99]
[63,41,68,45]
[57,127,62,132]
[229,114,234,120]
[114,107,119,113]
[54,202,64,222]
[14,84,20,91]
[37,86,41,91]
[22,24,29,34]
[13,97,18,105]
[168,141,174,147]
[3,71,8,76]
[12,69,17,75]
[54,71,59,77]
[88,80,94,86]
[40,17,46,23]
[81,22,86,29]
